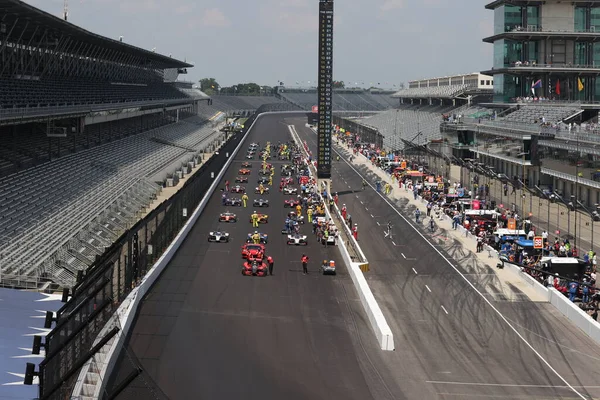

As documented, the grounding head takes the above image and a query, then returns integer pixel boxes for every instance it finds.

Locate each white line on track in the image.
[360,200,364,204]
[392,241,396,246]
[365,207,369,211]
[412,267,418,274]
[402,253,407,259]
[376,221,380,226]
[370,214,374,218]
[333,146,588,399]
[426,381,600,389]
[441,305,449,315]
[425,285,432,293]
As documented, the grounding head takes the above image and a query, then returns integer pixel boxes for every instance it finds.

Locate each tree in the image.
[199,78,220,95]
[333,80,345,89]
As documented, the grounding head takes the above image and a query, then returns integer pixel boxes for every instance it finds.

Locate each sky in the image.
[23,0,493,88]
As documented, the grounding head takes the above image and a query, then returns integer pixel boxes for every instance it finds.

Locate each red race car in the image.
[284,198,301,208]
[241,243,265,260]
[280,177,294,185]
[238,169,251,175]
[242,260,268,276]
[241,162,252,168]
[230,185,246,193]
[235,176,249,183]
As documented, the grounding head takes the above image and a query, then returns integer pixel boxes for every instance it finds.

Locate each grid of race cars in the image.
[209,140,337,276]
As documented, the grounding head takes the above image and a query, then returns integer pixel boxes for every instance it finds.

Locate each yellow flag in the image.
[578,78,584,92]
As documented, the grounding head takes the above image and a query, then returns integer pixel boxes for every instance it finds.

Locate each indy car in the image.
[280,177,294,185]
[208,230,230,243]
[238,168,251,175]
[284,198,301,208]
[321,231,338,245]
[241,243,265,260]
[281,164,292,171]
[230,185,246,193]
[246,232,268,244]
[257,176,270,184]
[283,186,298,195]
[223,197,242,207]
[254,186,270,194]
[281,169,292,177]
[245,153,254,159]
[242,260,268,276]
[287,211,305,224]
[287,233,308,246]
[241,162,252,168]
[218,212,237,223]
[249,142,259,148]
[249,213,269,224]
[235,176,249,183]
[253,198,269,207]
[321,260,337,275]
[259,169,271,175]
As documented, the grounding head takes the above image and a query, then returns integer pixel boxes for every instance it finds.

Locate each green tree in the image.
[333,80,345,89]
[199,78,220,95]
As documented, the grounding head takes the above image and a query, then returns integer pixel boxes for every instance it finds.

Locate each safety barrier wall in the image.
[288,125,395,351]
[548,288,600,343]
[351,146,600,348]
[71,111,304,399]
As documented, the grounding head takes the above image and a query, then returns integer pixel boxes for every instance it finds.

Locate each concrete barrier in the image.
[288,125,394,351]
[548,288,600,343]
[71,112,294,399]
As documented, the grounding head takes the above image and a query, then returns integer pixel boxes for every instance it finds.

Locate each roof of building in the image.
[0,0,192,69]
[0,288,62,400]
[486,0,597,10]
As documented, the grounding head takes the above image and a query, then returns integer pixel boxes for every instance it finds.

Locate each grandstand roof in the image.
[485,0,596,9]
[0,0,192,69]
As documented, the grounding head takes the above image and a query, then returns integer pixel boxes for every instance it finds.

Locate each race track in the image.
[108,113,600,400]
[108,113,384,400]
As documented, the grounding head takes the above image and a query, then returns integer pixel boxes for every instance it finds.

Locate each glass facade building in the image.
[485,1,600,102]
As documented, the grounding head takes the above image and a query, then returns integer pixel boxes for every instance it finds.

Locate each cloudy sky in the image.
[24,0,493,88]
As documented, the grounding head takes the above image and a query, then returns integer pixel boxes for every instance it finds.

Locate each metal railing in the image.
[0,97,196,121]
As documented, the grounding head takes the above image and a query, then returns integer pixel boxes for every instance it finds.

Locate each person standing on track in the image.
[251,211,259,228]
[225,180,230,192]
[241,193,248,208]
[267,255,274,275]
[252,231,260,244]
[301,254,309,275]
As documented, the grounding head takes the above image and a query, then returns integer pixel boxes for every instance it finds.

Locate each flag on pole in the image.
[531,79,542,95]
[578,77,584,92]
[555,79,561,95]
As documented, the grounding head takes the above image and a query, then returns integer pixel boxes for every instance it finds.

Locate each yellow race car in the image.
[249,213,269,224]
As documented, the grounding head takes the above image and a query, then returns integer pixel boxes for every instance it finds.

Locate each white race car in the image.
[253,198,270,207]
[287,233,308,246]
[321,232,338,245]
[208,231,230,242]
[283,186,298,195]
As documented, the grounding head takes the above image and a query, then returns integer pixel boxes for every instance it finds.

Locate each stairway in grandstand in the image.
[0,114,224,289]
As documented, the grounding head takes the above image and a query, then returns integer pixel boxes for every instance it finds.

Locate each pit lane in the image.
[107,114,383,400]
[291,116,600,400]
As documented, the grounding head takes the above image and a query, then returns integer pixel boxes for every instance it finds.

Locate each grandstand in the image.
[210,95,290,114]
[278,88,398,111]
[0,1,238,289]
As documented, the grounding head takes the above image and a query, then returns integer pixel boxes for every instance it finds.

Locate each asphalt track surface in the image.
[290,116,600,400]
[109,114,387,400]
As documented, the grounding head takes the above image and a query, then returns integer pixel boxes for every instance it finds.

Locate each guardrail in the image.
[289,124,394,351]
[0,97,196,121]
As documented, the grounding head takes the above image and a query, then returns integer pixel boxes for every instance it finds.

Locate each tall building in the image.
[483,0,600,102]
